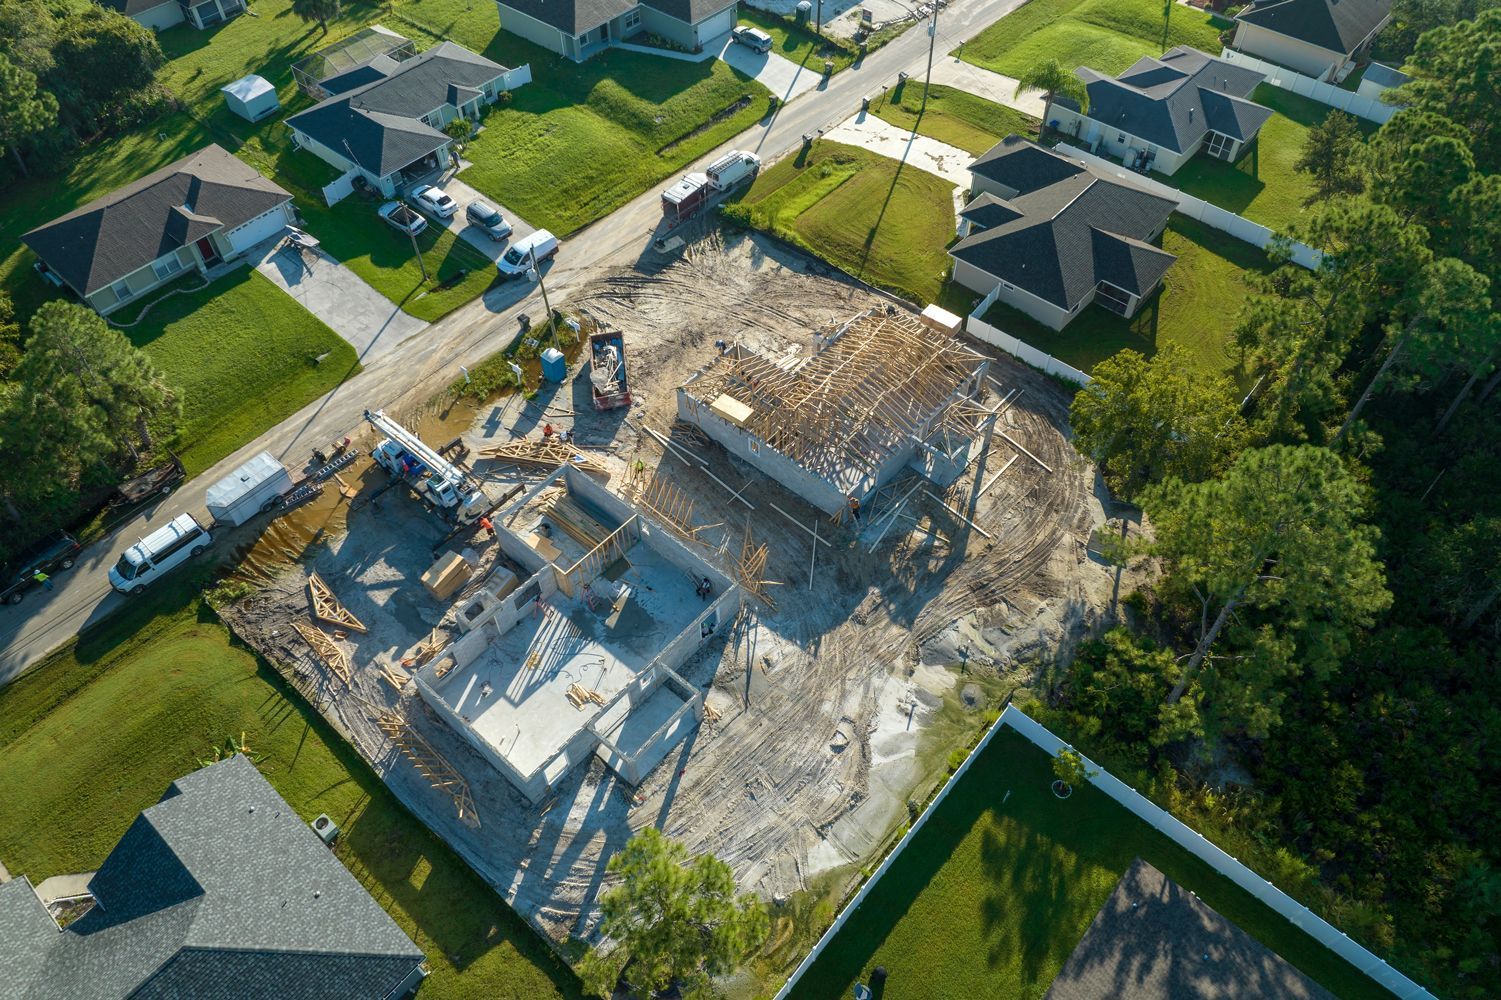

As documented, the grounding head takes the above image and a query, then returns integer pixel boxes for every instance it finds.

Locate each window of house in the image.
[152,256,184,281]
[1116,133,1127,144]
[625,10,641,29]
[111,279,133,302]
[420,112,439,128]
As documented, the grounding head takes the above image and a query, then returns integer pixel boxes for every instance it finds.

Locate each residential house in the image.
[1230,0,1392,82]
[0,755,428,999]
[22,144,294,316]
[1051,46,1273,176]
[950,135,1179,331]
[1045,859,1333,998]
[286,41,513,198]
[98,0,248,31]
[494,0,739,61]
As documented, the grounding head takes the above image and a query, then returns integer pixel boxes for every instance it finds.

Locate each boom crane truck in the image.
[364,409,488,522]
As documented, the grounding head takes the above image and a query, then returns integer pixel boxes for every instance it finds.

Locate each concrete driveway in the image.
[253,238,428,363]
[714,33,826,103]
[421,176,539,265]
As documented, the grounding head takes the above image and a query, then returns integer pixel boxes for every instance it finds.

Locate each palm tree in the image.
[291,0,340,34]
[1014,58,1089,138]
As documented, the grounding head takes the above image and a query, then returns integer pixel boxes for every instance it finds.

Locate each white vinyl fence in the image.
[772,704,1434,1000]
[965,285,1092,386]
[1219,48,1399,124]
[499,63,532,91]
[321,169,358,207]
[1000,706,1435,1000]
[1053,142,1324,271]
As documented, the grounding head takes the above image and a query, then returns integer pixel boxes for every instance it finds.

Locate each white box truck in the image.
[205,451,294,527]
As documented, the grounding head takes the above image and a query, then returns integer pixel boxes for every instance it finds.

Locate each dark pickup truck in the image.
[2,532,82,605]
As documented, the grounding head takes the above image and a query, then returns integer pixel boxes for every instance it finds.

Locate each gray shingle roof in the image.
[0,755,425,1000]
[953,136,1178,311]
[97,0,176,14]
[644,0,739,26]
[1235,0,1392,55]
[959,192,1025,230]
[496,0,636,35]
[21,145,291,296]
[286,41,508,178]
[1068,47,1272,154]
[1046,859,1335,999]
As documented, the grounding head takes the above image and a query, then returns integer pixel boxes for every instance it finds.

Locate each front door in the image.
[196,236,222,267]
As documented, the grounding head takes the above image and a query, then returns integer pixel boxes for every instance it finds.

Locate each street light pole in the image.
[922,1,939,114]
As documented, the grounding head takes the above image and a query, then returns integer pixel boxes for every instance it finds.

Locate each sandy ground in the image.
[218,226,1123,969]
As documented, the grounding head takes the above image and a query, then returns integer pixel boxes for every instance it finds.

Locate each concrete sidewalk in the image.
[929,55,1047,119]
[824,112,976,187]
[253,237,428,364]
[713,33,827,103]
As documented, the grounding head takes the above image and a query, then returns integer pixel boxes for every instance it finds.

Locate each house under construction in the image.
[677,307,992,515]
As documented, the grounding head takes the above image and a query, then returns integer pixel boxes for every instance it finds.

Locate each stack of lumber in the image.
[566,683,606,709]
[292,621,351,685]
[547,495,614,549]
[421,552,471,600]
[482,439,608,480]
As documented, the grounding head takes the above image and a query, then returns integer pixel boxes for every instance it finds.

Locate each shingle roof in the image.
[644,0,739,26]
[21,145,291,296]
[1045,859,1335,999]
[1068,47,1272,154]
[952,136,1179,311]
[959,192,1026,230]
[0,756,425,1000]
[97,0,176,14]
[286,41,508,178]
[495,0,637,35]
[1235,0,1392,54]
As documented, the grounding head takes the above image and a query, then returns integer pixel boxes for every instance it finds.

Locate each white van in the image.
[109,513,213,594]
[497,230,559,277]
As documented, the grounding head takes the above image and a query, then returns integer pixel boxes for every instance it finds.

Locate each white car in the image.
[408,184,458,219]
[732,26,773,54]
[378,201,428,237]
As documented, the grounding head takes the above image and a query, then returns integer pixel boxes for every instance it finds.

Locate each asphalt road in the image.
[0,0,1025,686]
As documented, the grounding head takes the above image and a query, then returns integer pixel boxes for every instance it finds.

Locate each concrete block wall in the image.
[677,389,848,514]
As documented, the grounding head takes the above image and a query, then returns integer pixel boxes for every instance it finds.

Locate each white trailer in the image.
[205,451,294,526]
[364,409,488,522]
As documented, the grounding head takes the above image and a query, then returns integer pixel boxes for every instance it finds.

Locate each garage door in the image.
[225,205,290,256]
[698,7,736,43]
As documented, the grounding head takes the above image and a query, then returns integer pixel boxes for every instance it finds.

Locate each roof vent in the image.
[1189,107,1195,122]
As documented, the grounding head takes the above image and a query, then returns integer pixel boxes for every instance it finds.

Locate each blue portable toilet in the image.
[540,347,567,383]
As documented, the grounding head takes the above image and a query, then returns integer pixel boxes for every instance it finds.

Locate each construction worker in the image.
[696,576,713,600]
[33,570,52,591]
[479,515,496,540]
[543,423,555,439]
[848,495,861,522]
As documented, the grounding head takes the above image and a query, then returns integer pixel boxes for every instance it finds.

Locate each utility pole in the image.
[528,245,553,331]
[922,1,940,114]
[815,0,822,36]
[408,223,429,282]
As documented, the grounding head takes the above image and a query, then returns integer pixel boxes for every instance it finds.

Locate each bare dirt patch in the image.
[217,226,1123,986]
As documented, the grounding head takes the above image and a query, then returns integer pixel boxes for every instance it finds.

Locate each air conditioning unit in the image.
[311,813,339,846]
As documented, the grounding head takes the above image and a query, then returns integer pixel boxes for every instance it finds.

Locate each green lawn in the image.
[959,0,1227,78]
[726,141,956,305]
[869,80,1039,155]
[459,49,772,235]
[981,216,1269,378]
[1163,85,1378,233]
[0,0,773,328]
[123,268,358,476]
[0,580,581,1000]
[790,726,1386,1000]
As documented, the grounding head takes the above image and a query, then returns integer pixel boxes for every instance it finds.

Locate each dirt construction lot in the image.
[217,225,1121,974]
